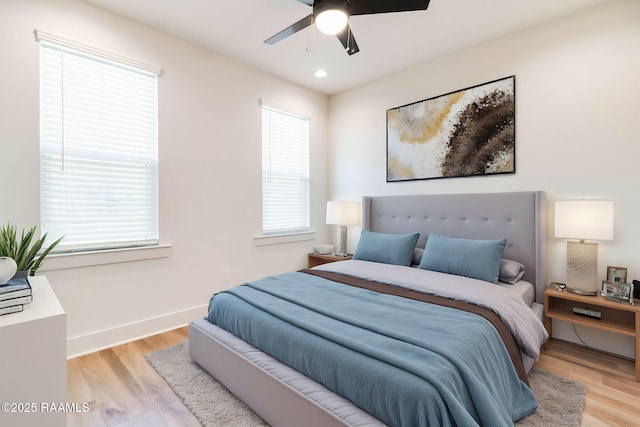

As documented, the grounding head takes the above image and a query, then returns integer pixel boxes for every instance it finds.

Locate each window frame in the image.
[260,100,312,239]
[36,30,162,254]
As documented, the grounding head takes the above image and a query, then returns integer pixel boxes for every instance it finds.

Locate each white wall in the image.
[0,0,330,356]
[328,0,640,358]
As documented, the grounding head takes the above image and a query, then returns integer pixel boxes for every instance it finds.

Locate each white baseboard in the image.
[66,304,208,359]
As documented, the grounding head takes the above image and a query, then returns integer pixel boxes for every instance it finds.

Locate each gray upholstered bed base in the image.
[190,318,384,427]
[189,191,547,426]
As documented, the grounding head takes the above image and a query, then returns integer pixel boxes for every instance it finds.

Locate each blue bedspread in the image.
[207,271,537,427]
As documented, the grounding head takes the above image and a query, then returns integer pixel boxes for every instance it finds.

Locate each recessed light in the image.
[314,69,327,78]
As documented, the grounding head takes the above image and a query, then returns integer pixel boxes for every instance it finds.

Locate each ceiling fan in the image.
[264,0,431,55]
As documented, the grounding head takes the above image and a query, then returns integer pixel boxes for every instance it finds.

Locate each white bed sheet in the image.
[313,260,548,359]
[498,280,535,307]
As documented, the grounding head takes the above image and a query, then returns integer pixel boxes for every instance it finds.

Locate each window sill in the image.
[39,244,172,271]
[255,231,316,247]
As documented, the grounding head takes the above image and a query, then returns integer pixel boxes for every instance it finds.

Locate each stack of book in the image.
[0,276,33,316]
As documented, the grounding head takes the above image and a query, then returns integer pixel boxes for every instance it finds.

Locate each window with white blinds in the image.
[261,103,310,235]
[39,38,159,251]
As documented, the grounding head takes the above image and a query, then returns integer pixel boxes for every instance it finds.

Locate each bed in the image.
[189,191,548,427]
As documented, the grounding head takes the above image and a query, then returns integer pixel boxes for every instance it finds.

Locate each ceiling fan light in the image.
[315,9,348,35]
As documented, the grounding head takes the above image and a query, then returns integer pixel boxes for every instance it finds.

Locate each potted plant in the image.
[0,223,64,277]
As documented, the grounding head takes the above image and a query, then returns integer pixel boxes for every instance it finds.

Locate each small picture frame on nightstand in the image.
[602,280,634,305]
[606,266,627,283]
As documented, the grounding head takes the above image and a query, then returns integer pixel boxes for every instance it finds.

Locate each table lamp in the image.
[555,200,614,295]
[326,201,360,257]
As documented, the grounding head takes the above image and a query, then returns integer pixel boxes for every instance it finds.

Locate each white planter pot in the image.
[0,257,18,284]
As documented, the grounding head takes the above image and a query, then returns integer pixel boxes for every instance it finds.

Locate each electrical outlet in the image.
[221,269,230,282]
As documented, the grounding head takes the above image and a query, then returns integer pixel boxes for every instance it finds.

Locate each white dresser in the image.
[0,276,67,427]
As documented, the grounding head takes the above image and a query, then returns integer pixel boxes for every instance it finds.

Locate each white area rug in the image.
[146,341,585,427]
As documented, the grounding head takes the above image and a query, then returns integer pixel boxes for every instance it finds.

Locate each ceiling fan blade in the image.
[336,23,359,55]
[264,14,313,45]
[349,0,430,16]
[296,0,313,5]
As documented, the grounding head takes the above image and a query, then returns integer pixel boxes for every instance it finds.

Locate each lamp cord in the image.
[572,323,590,349]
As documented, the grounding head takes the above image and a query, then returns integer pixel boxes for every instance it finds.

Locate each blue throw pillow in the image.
[418,233,506,284]
[353,231,420,267]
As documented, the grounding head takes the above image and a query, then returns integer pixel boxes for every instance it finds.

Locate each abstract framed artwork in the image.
[387,76,515,182]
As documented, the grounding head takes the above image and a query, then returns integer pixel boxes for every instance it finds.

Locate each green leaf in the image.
[15,226,37,271]
[31,234,64,272]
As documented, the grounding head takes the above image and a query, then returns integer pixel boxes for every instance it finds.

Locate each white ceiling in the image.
[86,0,610,95]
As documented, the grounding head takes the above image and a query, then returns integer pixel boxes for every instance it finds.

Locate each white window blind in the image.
[261,102,310,235]
[39,38,159,251]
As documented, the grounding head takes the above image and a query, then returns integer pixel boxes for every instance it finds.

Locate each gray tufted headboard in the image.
[362,191,547,303]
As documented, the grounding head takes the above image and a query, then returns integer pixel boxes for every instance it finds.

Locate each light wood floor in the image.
[68,327,640,426]
[536,340,640,427]
[67,326,199,427]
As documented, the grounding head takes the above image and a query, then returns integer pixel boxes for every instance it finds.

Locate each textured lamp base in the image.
[566,240,598,296]
[336,225,348,257]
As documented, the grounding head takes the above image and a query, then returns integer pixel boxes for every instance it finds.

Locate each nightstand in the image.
[544,283,640,381]
[307,253,352,268]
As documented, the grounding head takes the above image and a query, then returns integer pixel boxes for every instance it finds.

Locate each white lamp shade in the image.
[315,9,348,35]
[326,201,360,225]
[555,200,613,241]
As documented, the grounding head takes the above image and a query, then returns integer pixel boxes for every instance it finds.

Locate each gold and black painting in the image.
[387,76,515,182]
